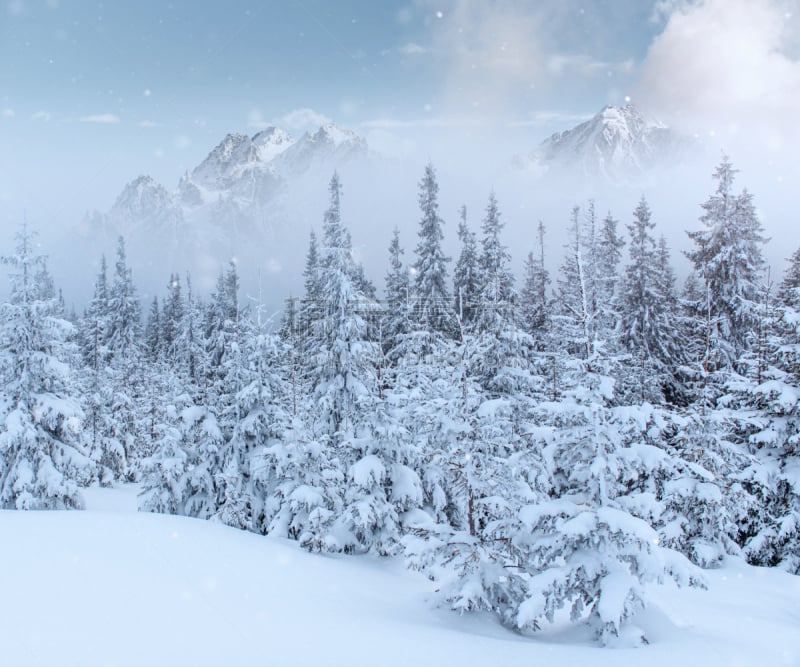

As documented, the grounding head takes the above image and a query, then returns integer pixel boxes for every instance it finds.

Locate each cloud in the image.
[547,53,634,77]
[399,42,428,55]
[249,107,333,132]
[420,0,546,114]
[506,111,593,128]
[359,115,482,130]
[633,0,800,150]
[138,120,159,128]
[31,111,51,122]
[277,108,332,131]
[1,108,14,117]
[79,113,121,124]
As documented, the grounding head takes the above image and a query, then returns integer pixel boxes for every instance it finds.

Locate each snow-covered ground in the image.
[1,485,798,667]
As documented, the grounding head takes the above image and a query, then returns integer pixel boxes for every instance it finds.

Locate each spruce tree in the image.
[686,158,767,370]
[519,221,550,341]
[412,163,454,339]
[0,224,94,509]
[453,205,481,329]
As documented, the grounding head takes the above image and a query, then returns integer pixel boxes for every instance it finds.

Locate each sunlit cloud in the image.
[1,108,14,117]
[31,111,51,122]
[420,0,546,114]
[634,0,800,151]
[79,113,121,124]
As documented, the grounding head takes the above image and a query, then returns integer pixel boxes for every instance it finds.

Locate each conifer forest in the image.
[2,157,798,647]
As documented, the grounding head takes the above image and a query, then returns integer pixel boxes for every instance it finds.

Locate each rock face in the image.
[516,104,692,182]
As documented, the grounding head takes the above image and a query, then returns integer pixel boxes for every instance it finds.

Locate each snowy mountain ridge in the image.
[95,121,368,240]
[515,104,692,182]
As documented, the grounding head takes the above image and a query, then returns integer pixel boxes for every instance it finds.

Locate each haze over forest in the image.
[1,0,798,313]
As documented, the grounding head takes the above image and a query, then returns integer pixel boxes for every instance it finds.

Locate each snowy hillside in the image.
[0,485,797,667]
[515,104,692,182]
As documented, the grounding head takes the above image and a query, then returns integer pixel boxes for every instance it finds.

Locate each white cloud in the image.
[278,107,332,131]
[249,107,333,132]
[399,42,428,55]
[1,108,14,117]
[634,0,800,149]
[359,115,482,130]
[547,53,634,77]
[31,111,51,122]
[506,111,593,128]
[79,113,121,124]
[421,0,546,114]
[138,120,159,128]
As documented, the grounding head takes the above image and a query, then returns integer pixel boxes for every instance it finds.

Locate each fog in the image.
[1,0,797,320]
[1,115,796,323]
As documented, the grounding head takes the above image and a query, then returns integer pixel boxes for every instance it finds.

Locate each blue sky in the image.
[1,0,798,226]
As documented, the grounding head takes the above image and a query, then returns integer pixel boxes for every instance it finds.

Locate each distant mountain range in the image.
[513,104,694,183]
[79,104,694,262]
[83,122,368,243]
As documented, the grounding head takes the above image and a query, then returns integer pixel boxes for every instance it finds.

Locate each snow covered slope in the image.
[0,486,797,667]
[515,104,692,183]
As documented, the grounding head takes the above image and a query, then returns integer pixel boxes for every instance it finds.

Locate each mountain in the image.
[93,121,368,243]
[515,104,692,182]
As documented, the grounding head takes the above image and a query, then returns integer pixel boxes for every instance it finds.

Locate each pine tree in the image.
[307,173,378,441]
[161,273,184,363]
[519,221,549,341]
[779,245,800,310]
[412,163,454,339]
[79,256,110,367]
[554,206,595,362]
[383,227,410,359]
[595,212,625,340]
[106,237,142,361]
[301,173,382,551]
[686,158,767,370]
[453,205,481,329]
[299,229,321,345]
[144,296,161,361]
[619,198,679,404]
[0,223,94,509]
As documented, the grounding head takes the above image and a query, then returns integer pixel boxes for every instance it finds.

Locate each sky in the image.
[0,1,662,216]
[1,0,799,302]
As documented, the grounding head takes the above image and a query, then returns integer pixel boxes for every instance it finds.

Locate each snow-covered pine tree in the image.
[301,173,386,552]
[721,254,800,573]
[779,245,800,310]
[412,162,455,342]
[161,273,184,364]
[553,205,597,364]
[619,198,680,404]
[453,205,481,329]
[515,364,702,644]
[686,158,767,372]
[144,296,161,362]
[102,236,145,475]
[79,256,110,367]
[299,229,322,347]
[469,191,535,396]
[0,223,95,509]
[519,221,550,343]
[383,227,410,360]
[595,212,625,341]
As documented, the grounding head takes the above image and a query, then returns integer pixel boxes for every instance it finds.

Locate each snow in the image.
[1,485,798,667]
